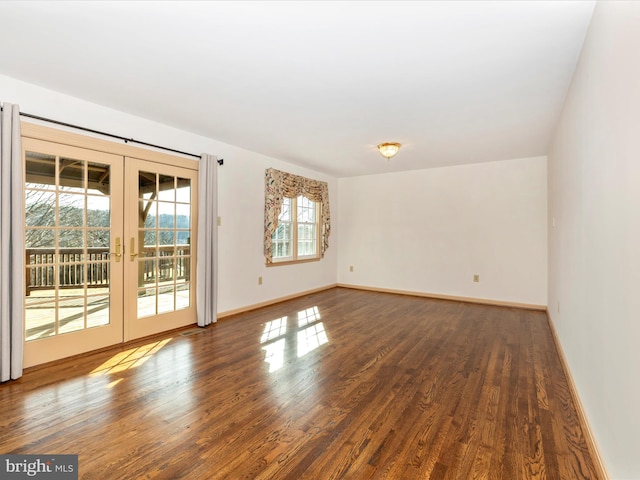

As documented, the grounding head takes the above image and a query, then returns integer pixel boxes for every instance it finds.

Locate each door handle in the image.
[130,237,138,261]
[111,237,122,262]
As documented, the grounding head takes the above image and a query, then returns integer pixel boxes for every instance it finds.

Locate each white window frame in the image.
[270,195,321,265]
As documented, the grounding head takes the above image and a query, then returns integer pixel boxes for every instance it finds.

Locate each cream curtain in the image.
[196,154,218,327]
[0,103,25,382]
[264,168,330,263]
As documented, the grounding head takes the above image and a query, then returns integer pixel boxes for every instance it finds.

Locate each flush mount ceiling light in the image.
[377,142,401,159]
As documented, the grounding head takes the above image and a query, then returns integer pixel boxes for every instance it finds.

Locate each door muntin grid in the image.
[136,172,192,318]
[25,151,113,341]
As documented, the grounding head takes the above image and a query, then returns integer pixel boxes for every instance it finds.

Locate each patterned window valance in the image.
[264,168,331,263]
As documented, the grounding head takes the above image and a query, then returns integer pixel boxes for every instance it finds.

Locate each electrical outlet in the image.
[258,276,263,285]
[349,265,354,272]
[473,274,479,283]
[217,216,222,226]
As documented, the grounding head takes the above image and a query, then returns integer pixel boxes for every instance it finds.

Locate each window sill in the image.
[266,257,321,267]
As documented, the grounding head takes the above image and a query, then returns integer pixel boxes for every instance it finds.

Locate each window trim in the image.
[266,257,321,268]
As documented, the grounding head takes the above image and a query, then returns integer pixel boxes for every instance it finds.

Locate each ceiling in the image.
[0,1,595,177]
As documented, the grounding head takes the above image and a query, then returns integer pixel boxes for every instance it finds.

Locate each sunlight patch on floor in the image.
[297,322,328,357]
[260,306,329,372]
[262,338,286,373]
[90,338,172,376]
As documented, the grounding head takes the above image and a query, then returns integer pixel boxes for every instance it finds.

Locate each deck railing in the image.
[25,245,190,296]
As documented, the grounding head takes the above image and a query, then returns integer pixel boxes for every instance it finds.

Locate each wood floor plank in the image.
[0,288,601,479]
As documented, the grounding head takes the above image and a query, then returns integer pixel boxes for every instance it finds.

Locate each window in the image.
[264,168,330,265]
[271,195,320,263]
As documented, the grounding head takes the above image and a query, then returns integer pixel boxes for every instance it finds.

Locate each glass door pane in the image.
[135,173,193,318]
[23,138,124,368]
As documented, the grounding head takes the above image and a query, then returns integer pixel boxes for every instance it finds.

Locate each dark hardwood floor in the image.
[0,288,600,479]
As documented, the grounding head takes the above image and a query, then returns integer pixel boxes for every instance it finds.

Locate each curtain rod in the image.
[3,108,224,165]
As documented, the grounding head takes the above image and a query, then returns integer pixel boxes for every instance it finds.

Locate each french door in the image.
[23,138,198,368]
[123,158,198,341]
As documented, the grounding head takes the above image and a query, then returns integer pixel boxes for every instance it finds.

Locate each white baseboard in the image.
[217,284,337,319]
[545,310,610,479]
[337,283,547,311]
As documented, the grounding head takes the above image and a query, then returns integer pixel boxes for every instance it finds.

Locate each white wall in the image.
[338,157,547,305]
[0,74,338,314]
[548,2,640,478]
